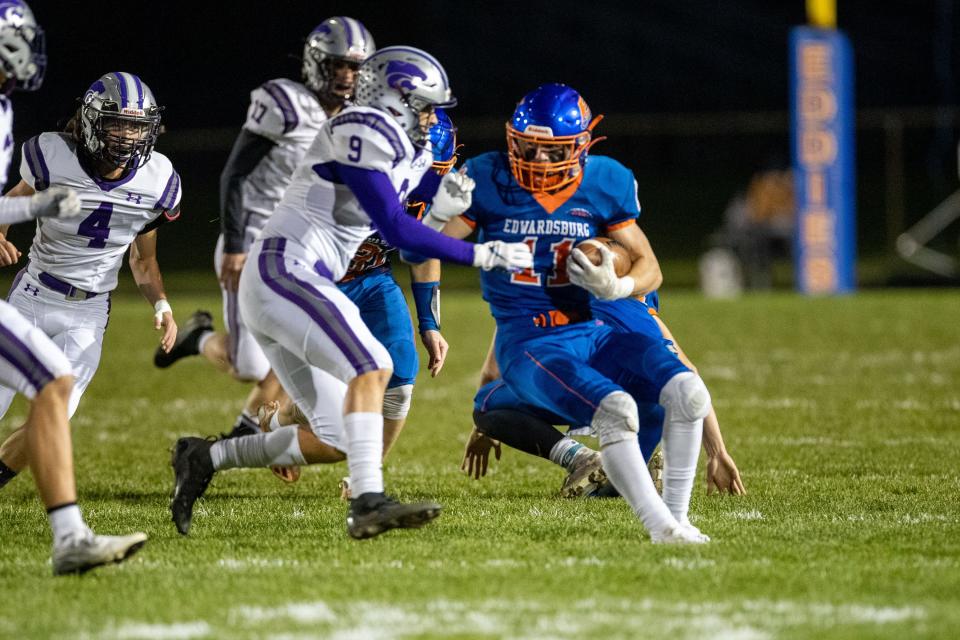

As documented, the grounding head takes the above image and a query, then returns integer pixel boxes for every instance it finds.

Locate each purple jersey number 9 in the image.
[347,135,362,162]
[77,202,113,248]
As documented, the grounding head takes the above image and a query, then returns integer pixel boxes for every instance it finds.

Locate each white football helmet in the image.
[0,0,45,94]
[78,72,162,170]
[301,17,375,102]
[354,46,456,146]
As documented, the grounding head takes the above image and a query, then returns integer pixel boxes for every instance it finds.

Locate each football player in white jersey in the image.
[154,17,376,443]
[0,1,147,575]
[0,72,182,485]
[169,46,533,540]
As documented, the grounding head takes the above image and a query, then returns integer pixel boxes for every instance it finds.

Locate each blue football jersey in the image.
[463,152,641,323]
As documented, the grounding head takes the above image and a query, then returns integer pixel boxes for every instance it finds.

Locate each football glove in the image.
[29,186,83,220]
[473,240,534,272]
[424,169,475,230]
[567,245,634,300]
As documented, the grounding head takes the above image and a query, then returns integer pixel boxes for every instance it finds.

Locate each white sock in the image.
[658,372,709,524]
[268,411,284,432]
[48,504,87,544]
[548,438,585,470]
[343,412,384,497]
[197,330,215,354]
[661,418,704,523]
[210,426,306,470]
[601,440,677,534]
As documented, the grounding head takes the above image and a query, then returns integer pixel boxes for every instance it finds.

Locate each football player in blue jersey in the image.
[427,83,712,543]
[463,293,746,498]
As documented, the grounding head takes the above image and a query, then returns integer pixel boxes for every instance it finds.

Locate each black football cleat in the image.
[346,492,442,540]
[154,310,214,368]
[169,437,216,535]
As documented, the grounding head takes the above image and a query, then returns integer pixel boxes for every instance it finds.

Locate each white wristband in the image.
[154,299,172,320]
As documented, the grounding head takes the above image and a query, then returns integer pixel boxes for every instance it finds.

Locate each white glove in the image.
[473,240,534,272]
[29,186,83,219]
[567,245,634,300]
[425,169,475,229]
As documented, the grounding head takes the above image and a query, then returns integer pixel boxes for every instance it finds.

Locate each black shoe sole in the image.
[348,503,442,540]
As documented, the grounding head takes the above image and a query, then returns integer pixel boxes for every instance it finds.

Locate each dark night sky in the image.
[15,0,959,135]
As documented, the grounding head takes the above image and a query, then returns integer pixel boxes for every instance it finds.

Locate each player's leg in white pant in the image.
[0,301,147,572]
[658,371,711,526]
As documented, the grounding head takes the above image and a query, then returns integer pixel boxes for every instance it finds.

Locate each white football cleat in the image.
[650,523,710,545]
[679,519,711,542]
[559,451,608,498]
[52,530,148,575]
[339,476,352,501]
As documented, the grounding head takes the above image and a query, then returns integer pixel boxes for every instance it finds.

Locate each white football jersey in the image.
[0,96,13,184]
[240,78,327,231]
[20,133,181,293]
[262,105,432,281]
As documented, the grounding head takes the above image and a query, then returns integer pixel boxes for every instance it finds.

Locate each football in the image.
[574,237,633,277]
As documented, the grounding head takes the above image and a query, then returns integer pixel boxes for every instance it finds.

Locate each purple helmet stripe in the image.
[336,16,354,47]
[261,81,299,134]
[112,72,128,107]
[0,322,56,395]
[257,238,380,375]
[132,74,144,109]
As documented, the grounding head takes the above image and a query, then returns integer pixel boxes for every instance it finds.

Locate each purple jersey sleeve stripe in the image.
[157,170,181,210]
[23,136,49,190]
[329,112,405,167]
[262,82,299,134]
[257,238,380,376]
[0,322,56,393]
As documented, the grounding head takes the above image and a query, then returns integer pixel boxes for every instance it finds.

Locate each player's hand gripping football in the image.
[567,244,634,300]
[220,252,247,292]
[420,329,449,377]
[426,167,475,227]
[29,186,83,220]
[706,449,746,495]
[473,240,534,272]
[460,426,501,479]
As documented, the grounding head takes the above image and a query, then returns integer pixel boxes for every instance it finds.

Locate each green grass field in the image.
[1,273,958,639]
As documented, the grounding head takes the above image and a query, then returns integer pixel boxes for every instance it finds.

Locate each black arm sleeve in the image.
[138,203,181,236]
[219,129,276,253]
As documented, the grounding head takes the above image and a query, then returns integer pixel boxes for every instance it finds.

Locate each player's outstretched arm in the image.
[652,314,746,495]
[130,230,178,353]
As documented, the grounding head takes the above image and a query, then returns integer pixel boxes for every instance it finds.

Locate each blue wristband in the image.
[411,281,440,333]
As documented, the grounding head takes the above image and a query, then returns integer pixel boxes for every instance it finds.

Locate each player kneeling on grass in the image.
[168,47,533,540]
[462,293,746,499]
[0,1,146,575]
[424,83,711,543]
[0,71,182,487]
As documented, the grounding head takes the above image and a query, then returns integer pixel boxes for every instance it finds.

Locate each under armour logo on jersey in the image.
[23,284,39,297]
[126,192,143,204]
[412,156,429,170]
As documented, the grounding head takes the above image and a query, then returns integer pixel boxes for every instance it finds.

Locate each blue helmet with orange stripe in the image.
[505,83,603,193]
[430,107,458,174]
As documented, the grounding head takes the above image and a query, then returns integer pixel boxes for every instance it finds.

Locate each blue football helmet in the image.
[505,83,603,193]
[0,0,45,94]
[429,107,458,174]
